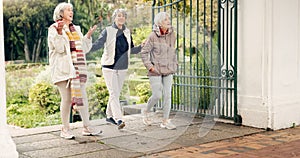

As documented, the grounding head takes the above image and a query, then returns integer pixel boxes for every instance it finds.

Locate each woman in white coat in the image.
[48,2,101,139]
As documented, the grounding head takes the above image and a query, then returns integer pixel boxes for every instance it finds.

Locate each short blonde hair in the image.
[154,12,170,26]
[112,9,127,21]
[52,2,73,21]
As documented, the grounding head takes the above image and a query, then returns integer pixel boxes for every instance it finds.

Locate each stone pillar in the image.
[0,1,19,157]
[238,0,300,130]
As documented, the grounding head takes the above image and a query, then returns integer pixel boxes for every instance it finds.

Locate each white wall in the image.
[0,0,19,157]
[238,0,300,130]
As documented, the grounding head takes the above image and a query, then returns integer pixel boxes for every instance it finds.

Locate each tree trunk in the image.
[24,42,30,62]
[35,37,42,62]
[23,27,30,62]
[32,43,37,62]
[10,43,14,61]
[32,29,43,62]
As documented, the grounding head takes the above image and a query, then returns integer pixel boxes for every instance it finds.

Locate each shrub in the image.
[5,63,46,72]
[87,77,109,119]
[135,82,151,103]
[7,102,61,128]
[131,26,152,45]
[28,81,60,114]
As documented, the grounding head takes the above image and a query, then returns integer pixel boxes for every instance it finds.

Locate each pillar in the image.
[0,0,19,157]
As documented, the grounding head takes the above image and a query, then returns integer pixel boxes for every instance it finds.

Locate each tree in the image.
[3,0,56,62]
[72,0,112,37]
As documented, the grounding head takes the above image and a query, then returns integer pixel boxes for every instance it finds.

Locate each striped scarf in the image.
[65,23,87,109]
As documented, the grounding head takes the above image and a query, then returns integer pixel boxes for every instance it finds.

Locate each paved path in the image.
[8,112,300,158]
[149,126,300,158]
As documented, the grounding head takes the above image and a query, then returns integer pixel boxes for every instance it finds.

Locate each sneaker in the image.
[106,117,117,125]
[160,119,176,130]
[82,126,102,136]
[142,110,152,126]
[60,128,75,139]
[117,120,125,129]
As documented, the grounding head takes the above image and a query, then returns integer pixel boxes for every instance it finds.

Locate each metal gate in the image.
[152,0,241,124]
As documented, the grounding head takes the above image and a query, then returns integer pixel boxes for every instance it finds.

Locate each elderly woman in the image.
[140,12,178,130]
[48,2,102,139]
[89,9,142,129]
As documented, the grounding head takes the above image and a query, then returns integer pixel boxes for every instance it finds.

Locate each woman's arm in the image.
[130,36,142,54]
[48,25,66,55]
[89,29,107,53]
[140,35,154,70]
[82,25,98,53]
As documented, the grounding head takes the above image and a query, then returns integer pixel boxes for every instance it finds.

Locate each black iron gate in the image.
[152,0,241,124]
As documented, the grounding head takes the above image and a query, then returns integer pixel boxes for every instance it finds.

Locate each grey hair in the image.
[154,12,170,26]
[52,2,73,21]
[112,9,127,21]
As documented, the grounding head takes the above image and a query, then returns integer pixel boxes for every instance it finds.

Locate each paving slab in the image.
[16,138,77,153]
[12,133,58,144]
[9,113,266,158]
[66,148,143,158]
[21,142,110,158]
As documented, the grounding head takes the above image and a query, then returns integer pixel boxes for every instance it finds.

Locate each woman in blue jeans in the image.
[140,12,178,130]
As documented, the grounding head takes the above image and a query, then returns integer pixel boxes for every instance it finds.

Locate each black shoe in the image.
[117,120,125,129]
[106,117,117,125]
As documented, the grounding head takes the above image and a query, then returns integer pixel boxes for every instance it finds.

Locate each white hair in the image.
[154,12,170,26]
[52,2,73,21]
[112,9,127,21]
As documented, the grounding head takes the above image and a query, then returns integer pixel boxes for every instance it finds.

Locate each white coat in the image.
[47,24,92,84]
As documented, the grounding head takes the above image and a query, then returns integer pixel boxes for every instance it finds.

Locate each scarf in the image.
[64,23,87,109]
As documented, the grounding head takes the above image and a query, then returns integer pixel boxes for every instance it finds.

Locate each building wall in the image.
[238,0,300,130]
[0,1,19,157]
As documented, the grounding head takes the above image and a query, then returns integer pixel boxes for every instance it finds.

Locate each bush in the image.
[87,77,109,119]
[5,63,46,72]
[7,102,61,128]
[131,26,152,45]
[29,81,60,114]
[135,82,151,103]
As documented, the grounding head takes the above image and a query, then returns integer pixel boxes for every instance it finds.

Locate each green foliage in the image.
[5,64,45,103]
[87,77,109,119]
[135,82,151,103]
[7,102,61,128]
[7,94,29,110]
[7,103,45,128]
[5,63,46,72]
[72,0,112,34]
[150,0,218,32]
[29,81,60,114]
[3,0,56,62]
[132,26,152,46]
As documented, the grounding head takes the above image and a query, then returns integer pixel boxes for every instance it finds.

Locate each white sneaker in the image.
[142,109,152,126]
[160,119,176,130]
[82,126,102,136]
[60,128,75,139]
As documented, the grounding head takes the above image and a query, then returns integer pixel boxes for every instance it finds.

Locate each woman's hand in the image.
[86,25,97,39]
[141,39,147,47]
[54,21,65,35]
[149,67,154,72]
